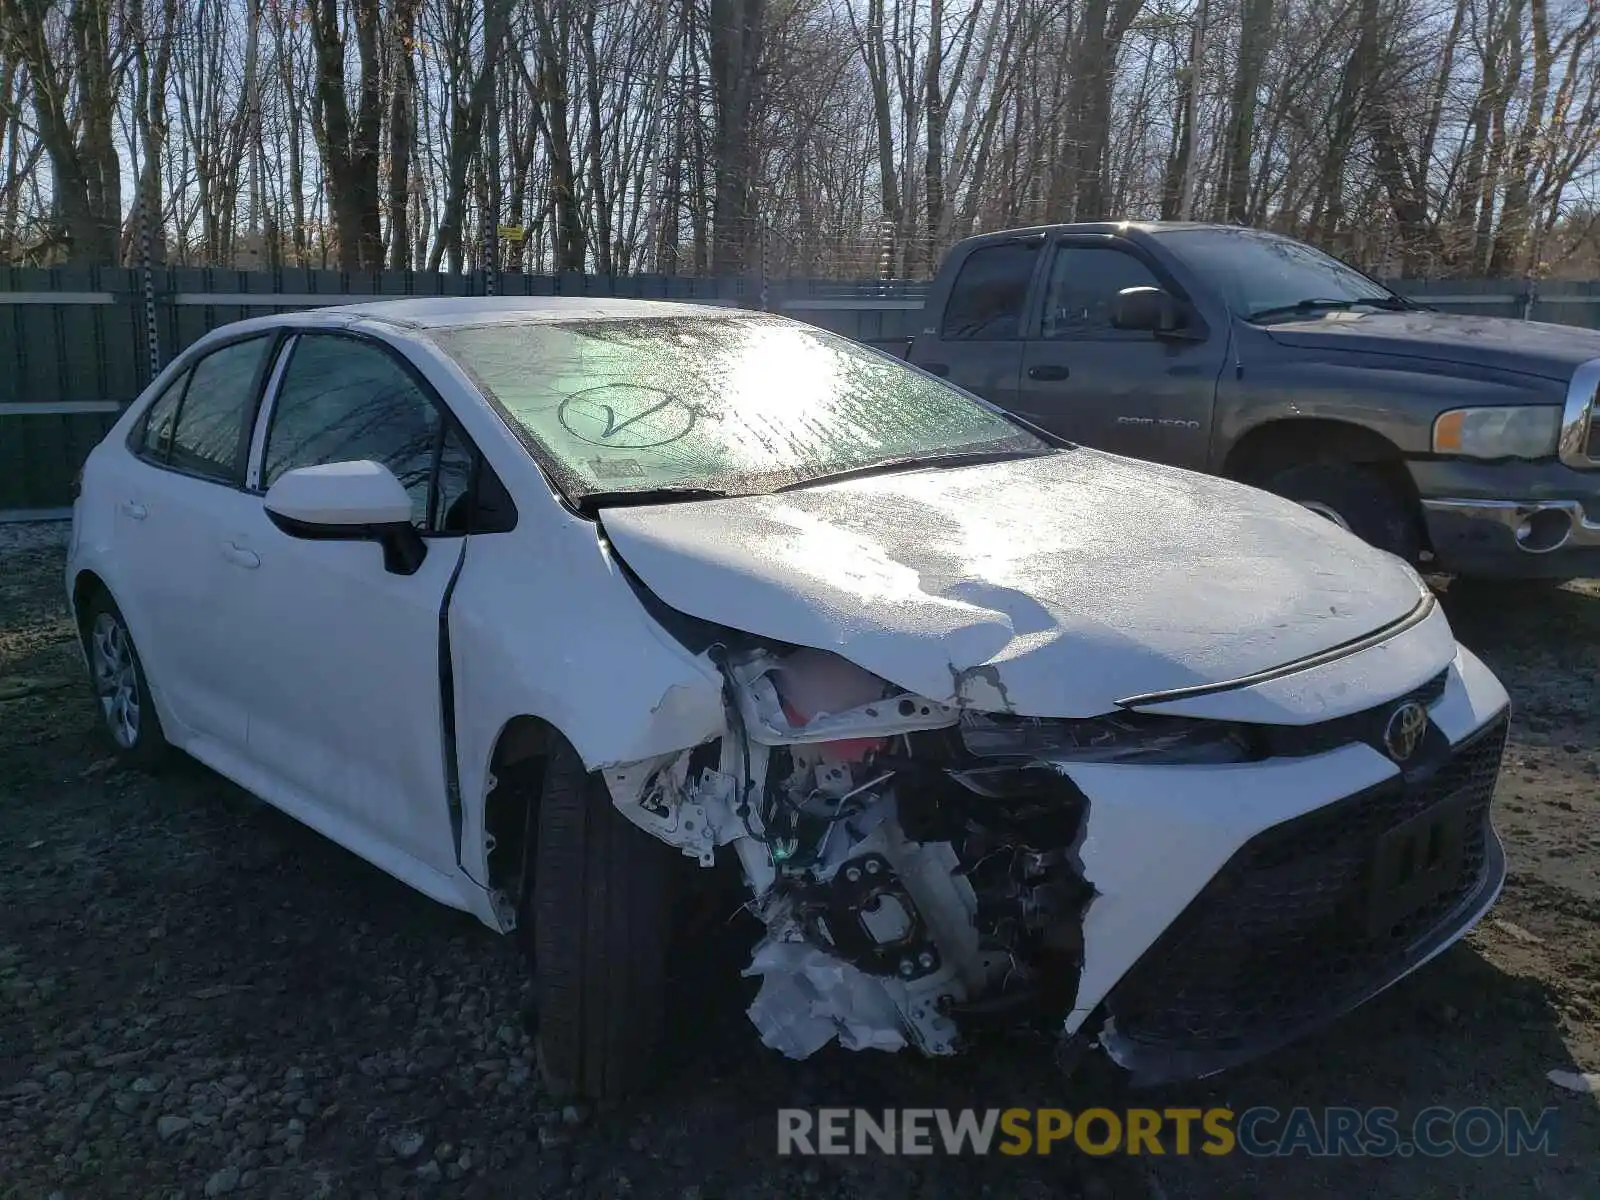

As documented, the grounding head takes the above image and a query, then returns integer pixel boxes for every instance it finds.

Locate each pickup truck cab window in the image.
[1040,246,1163,340]
[940,241,1039,340]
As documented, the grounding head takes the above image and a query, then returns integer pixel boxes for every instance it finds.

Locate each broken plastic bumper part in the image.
[605,638,1511,1082]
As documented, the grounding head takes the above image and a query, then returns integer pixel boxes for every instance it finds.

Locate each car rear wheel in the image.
[81,591,169,772]
[523,736,675,1101]
[1262,462,1422,563]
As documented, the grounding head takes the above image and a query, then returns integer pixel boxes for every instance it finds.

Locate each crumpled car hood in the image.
[1264,310,1600,381]
[600,449,1427,717]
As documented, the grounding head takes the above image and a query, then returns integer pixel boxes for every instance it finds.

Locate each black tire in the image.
[524,737,675,1101]
[1262,461,1422,562]
[79,589,169,772]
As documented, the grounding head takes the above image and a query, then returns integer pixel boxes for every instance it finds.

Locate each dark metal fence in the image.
[1,268,1596,518]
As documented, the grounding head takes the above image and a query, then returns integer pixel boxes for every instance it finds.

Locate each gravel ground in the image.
[1,529,1597,1199]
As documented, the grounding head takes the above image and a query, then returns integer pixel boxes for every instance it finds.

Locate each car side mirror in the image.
[1111,286,1195,338]
[263,460,427,575]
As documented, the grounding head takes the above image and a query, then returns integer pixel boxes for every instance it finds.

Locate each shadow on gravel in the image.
[1435,577,1600,652]
[1137,940,1598,1199]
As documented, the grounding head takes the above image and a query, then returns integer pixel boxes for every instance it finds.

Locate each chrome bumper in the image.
[1421,497,1600,555]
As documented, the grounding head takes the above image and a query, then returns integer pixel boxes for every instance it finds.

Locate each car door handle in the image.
[119,501,148,521]
[1028,364,1071,381]
[923,362,950,377]
[221,541,260,570]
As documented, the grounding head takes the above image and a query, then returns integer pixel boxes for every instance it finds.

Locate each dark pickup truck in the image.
[901,221,1600,579]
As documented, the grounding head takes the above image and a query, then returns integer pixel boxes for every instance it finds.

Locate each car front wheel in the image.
[81,591,169,771]
[522,735,675,1101]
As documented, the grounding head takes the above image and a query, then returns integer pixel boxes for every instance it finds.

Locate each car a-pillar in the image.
[1223,418,1426,563]
[482,714,677,1101]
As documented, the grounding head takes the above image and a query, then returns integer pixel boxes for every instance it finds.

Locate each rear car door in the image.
[1016,239,1226,468]
[224,331,478,877]
[109,333,281,747]
[908,237,1041,408]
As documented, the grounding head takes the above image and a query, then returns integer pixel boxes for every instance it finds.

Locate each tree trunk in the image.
[1221,0,1272,223]
[709,0,765,274]
[387,0,419,270]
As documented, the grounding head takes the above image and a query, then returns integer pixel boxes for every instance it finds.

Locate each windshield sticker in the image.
[557,384,698,449]
[589,457,646,480]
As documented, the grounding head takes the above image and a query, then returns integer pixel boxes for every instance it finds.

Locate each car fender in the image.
[1213,338,1566,467]
[445,508,725,890]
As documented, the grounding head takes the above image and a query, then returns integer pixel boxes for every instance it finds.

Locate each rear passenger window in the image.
[940,242,1038,340]
[133,372,188,463]
[1040,246,1163,339]
[164,337,275,483]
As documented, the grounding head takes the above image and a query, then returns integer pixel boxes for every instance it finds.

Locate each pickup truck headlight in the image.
[1432,405,1562,459]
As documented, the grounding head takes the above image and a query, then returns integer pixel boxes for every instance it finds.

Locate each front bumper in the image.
[1409,459,1600,578]
[1058,643,1510,1083]
[1100,711,1507,1084]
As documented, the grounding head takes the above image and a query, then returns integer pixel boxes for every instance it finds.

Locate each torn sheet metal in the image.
[604,645,1098,1062]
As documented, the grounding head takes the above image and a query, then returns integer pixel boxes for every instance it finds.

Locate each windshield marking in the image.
[557,384,698,449]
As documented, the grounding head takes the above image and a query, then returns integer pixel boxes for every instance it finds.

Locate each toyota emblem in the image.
[1383,701,1429,762]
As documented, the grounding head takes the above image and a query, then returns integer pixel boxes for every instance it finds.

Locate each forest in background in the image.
[1,0,1599,279]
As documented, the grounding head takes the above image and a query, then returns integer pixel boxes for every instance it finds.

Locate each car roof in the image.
[954,220,1257,247]
[157,296,767,377]
[310,295,749,331]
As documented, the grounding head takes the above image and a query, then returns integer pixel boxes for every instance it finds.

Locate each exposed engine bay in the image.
[602,643,1238,1061]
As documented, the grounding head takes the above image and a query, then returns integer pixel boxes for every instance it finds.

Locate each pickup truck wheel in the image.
[1262,462,1422,562]
[524,736,675,1101]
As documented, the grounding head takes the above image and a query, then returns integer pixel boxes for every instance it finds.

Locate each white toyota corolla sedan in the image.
[68,297,1511,1099]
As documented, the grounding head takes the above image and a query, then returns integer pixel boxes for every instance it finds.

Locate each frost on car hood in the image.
[600,448,1426,717]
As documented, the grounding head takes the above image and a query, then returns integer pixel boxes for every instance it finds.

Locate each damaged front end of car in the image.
[600,641,1257,1065]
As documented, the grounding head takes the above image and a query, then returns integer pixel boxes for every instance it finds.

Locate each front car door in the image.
[223,330,478,883]
[1017,239,1227,469]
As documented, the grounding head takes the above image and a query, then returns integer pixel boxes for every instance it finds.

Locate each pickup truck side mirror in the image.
[1111,286,1195,337]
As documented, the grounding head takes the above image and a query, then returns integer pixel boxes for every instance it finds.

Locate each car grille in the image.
[1105,709,1508,1058]
[1260,667,1449,759]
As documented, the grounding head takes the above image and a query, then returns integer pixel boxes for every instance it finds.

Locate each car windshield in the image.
[431,314,1051,504]
[1153,228,1399,320]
